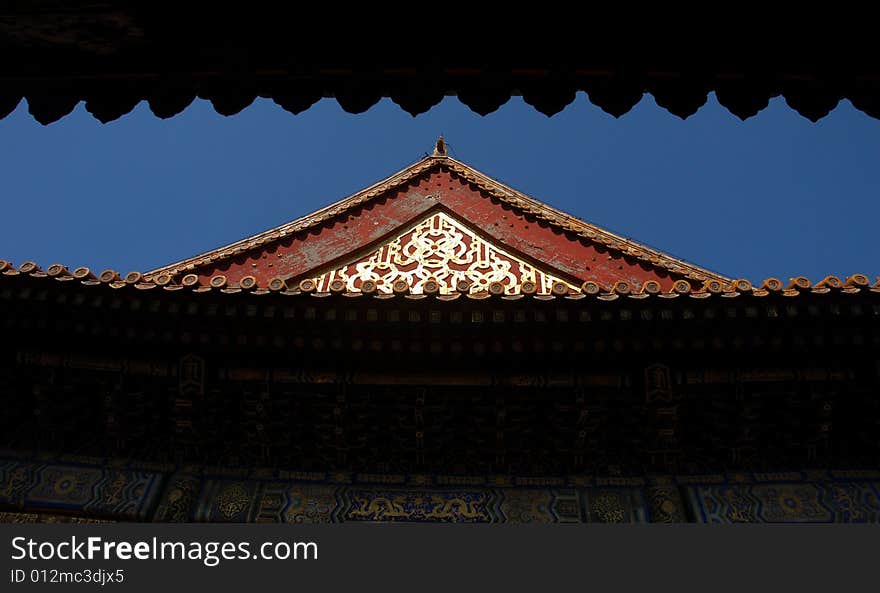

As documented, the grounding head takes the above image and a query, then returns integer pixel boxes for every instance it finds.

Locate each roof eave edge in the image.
[145,156,443,277]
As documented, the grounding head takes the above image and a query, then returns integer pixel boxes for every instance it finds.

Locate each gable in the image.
[148,151,727,292]
[302,209,580,295]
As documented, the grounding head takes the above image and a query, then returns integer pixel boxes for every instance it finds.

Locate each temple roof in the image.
[0,258,874,301]
[145,139,727,295]
[2,139,875,299]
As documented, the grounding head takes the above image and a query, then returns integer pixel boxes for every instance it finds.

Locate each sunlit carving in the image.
[305,211,578,294]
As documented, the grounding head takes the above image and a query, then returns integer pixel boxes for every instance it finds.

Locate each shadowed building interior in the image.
[1,139,879,523]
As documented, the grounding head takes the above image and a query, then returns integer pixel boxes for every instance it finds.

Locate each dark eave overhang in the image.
[1,6,878,124]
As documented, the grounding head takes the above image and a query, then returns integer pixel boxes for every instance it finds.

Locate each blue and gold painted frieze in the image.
[0,457,162,520]
[190,481,642,523]
[2,453,880,523]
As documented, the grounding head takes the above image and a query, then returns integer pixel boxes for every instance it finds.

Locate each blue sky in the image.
[0,94,877,282]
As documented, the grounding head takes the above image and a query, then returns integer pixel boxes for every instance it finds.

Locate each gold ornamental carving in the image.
[306,211,577,295]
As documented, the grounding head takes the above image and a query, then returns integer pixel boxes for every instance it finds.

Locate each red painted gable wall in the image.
[194,169,685,290]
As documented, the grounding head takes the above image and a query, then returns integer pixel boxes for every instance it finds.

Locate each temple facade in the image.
[1,139,879,523]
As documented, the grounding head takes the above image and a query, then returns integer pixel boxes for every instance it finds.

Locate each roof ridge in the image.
[440,156,731,282]
[146,155,443,277]
[147,151,729,282]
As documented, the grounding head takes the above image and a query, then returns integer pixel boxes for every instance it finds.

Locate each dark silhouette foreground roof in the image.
[1,5,877,124]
